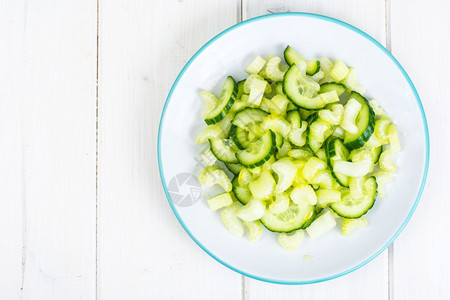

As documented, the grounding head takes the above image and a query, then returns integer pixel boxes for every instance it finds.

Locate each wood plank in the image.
[2,0,98,299]
[243,1,389,299]
[0,1,26,298]
[390,1,450,299]
[97,0,242,299]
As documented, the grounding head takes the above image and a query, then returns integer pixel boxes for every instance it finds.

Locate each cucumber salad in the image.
[196,45,401,250]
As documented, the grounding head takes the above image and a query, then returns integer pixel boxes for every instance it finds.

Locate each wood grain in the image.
[243,1,389,299]
[0,2,26,298]
[390,1,450,299]
[97,1,241,299]
[0,0,98,299]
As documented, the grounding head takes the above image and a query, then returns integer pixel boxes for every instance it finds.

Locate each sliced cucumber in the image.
[319,82,347,96]
[209,138,238,163]
[232,107,268,129]
[232,177,252,205]
[230,125,251,150]
[225,162,243,175]
[283,45,320,75]
[330,177,377,219]
[274,132,284,148]
[236,80,245,100]
[325,138,350,187]
[204,76,237,125]
[343,91,375,150]
[236,130,276,168]
[283,64,325,110]
[261,200,315,233]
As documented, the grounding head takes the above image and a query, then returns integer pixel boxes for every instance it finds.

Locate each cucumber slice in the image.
[261,199,315,233]
[232,177,252,205]
[319,82,347,96]
[236,80,245,100]
[283,64,325,110]
[225,162,243,175]
[230,125,250,150]
[269,192,290,214]
[283,45,320,75]
[209,138,238,163]
[274,132,284,148]
[325,138,350,187]
[343,92,375,150]
[236,130,276,168]
[330,177,378,219]
[300,207,317,229]
[204,76,237,125]
[232,107,268,129]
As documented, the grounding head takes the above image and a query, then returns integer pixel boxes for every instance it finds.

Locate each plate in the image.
[158,13,429,284]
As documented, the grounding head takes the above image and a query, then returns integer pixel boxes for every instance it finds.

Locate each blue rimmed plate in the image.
[158,13,429,284]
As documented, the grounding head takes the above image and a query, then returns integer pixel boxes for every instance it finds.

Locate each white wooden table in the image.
[1,0,448,299]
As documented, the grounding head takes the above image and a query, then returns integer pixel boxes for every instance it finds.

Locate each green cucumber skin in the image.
[236,130,276,169]
[230,125,247,150]
[284,45,320,76]
[373,146,382,164]
[261,204,315,233]
[231,107,268,128]
[324,138,350,188]
[330,177,378,219]
[282,65,325,110]
[306,61,321,76]
[343,91,376,150]
[225,162,243,175]
[231,177,251,205]
[319,82,347,96]
[283,45,299,66]
[208,139,238,163]
[306,113,319,154]
[204,76,238,125]
[300,207,317,229]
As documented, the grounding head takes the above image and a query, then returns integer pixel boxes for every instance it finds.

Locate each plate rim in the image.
[157,12,430,285]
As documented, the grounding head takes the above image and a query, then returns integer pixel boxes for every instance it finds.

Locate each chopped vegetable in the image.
[197,46,401,249]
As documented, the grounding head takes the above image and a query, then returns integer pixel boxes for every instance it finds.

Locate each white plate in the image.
[158,13,429,284]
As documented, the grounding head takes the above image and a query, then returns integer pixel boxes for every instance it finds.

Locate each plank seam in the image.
[385,0,392,51]
[96,0,100,299]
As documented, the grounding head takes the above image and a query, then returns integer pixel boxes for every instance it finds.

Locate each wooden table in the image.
[1,0,448,299]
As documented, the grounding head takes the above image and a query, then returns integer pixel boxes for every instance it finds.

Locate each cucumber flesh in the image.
[209,138,238,163]
[261,200,315,233]
[330,177,377,218]
[325,138,350,187]
[205,76,237,125]
[236,130,276,168]
[283,64,325,110]
[343,92,375,150]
